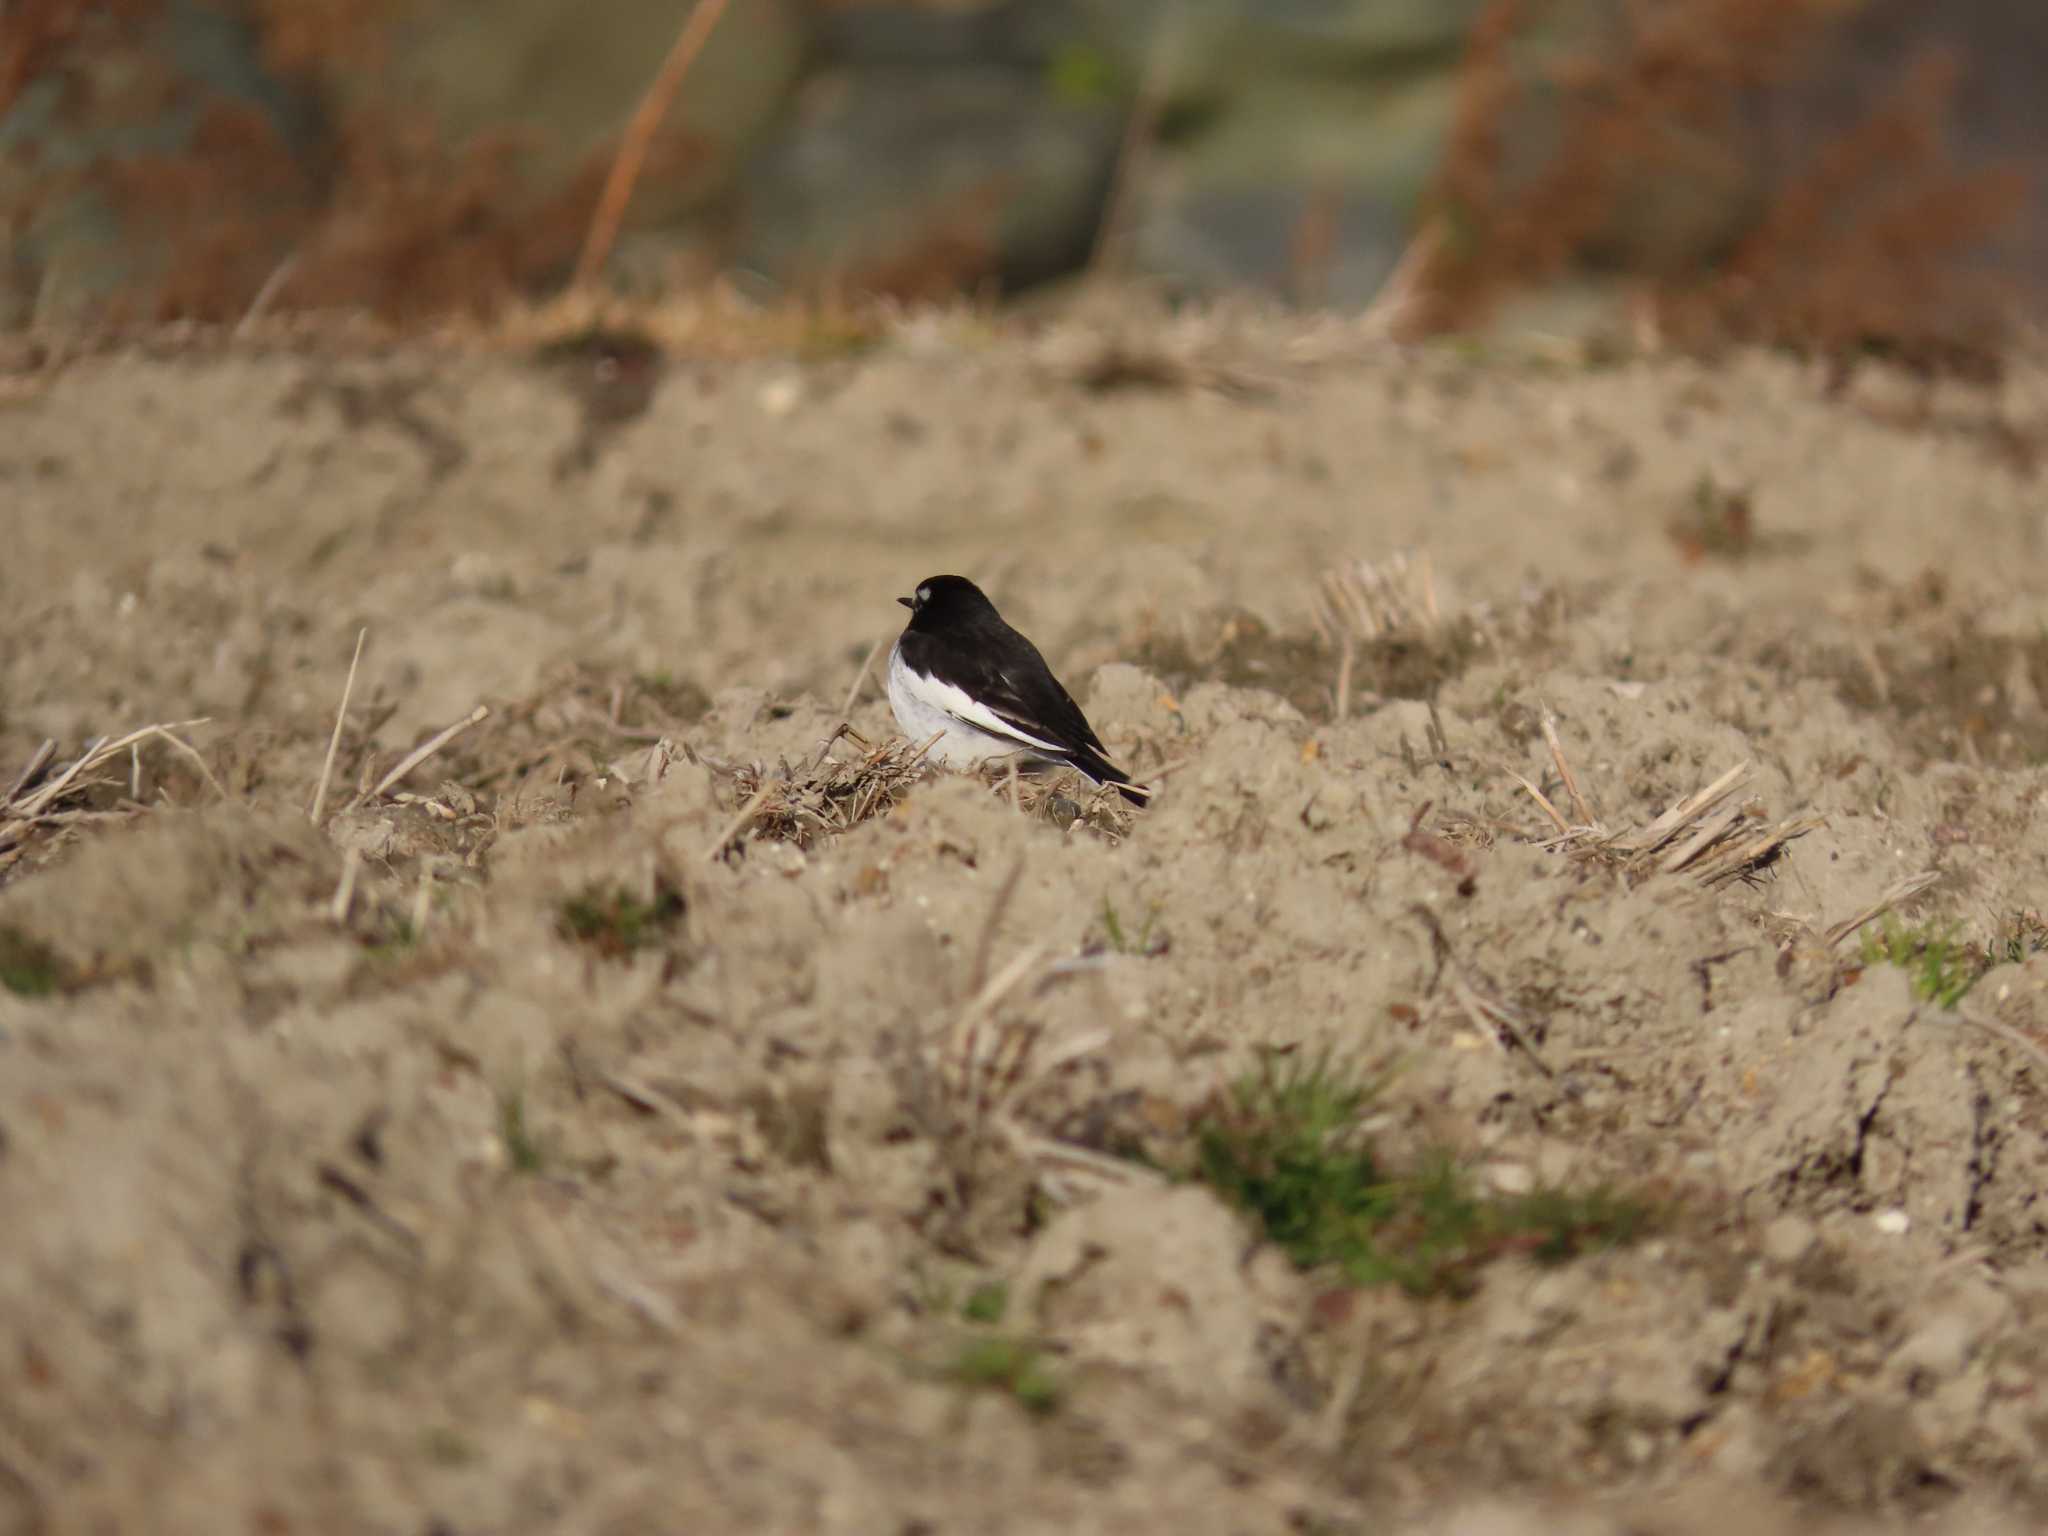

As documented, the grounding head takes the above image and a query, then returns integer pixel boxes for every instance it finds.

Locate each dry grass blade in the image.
[1822,870,1942,950]
[1450,971,1555,1078]
[147,725,227,803]
[1508,735,1818,889]
[984,766,1141,841]
[311,627,367,825]
[1659,801,1750,875]
[1953,1006,2048,1080]
[1359,220,1445,340]
[947,944,1049,1053]
[723,733,938,852]
[1505,768,1570,838]
[927,946,1125,1199]
[1411,904,1553,1076]
[1611,762,1752,857]
[1,719,212,848]
[703,783,772,863]
[5,739,55,804]
[970,856,1027,997]
[571,0,734,290]
[993,1116,1167,1202]
[1686,814,1826,887]
[1312,550,1445,648]
[1539,709,1599,831]
[1086,0,1182,277]
[841,633,890,718]
[237,254,301,337]
[369,705,490,800]
[329,845,362,925]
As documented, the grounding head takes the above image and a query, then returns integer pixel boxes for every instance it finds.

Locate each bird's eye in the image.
[916,587,931,605]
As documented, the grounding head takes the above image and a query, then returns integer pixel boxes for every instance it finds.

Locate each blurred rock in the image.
[737,64,1120,297]
[1076,0,1489,93]
[1129,72,1455,305]
[1015,1183,1295,1407]
[332,0,807,233]
[0,0,321,323]
[11,0,2041,328]
[810,0,1087,67]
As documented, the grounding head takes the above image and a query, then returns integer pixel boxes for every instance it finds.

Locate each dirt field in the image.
[3,305,2047,1535]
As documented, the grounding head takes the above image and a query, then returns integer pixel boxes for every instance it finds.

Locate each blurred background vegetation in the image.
[2,0,2039,375]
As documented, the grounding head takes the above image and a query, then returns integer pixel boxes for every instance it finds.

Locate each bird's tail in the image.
[1072,749,1152,808]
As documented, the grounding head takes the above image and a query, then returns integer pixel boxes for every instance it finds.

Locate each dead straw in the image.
[841,632,889,718]
[1953,1006,2048,1079]
[310,627,367,825]
[1,718,213,853]
[1506,734,1820,890]
[1312,550,1446,648]
[369,705,490,800]
[718,731,944,854]
[1410,903,1554,1076]
[703,783,772,863]
[1538,708,1598,829]
[4,740,55,804]
[329,845,362,924]
[1087,1,1182,277]
[145,724,226,802]
[969,856,1027,997]
[571,0,734,290]
[1821,871,1942,950]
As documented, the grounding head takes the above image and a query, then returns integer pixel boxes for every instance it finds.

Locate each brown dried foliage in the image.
[264,118,614,325]
[1409,0,2026,387]
[837,177,1010,305]
[1413,0,1834,332]
[11,0,711,325]
[1658,48,2025,390]
[100,100,310,321]
[241,0,393,77]
[0,0,159,118]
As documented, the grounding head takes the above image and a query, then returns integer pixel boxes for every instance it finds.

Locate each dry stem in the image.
[310,627,367,825]
[570,0,734,290]
[1,719,214,854]
[841,633,889,718]
[369,705,490,801]
[1507,735,1819,891]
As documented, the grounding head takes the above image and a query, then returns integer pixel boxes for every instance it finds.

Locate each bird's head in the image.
[897,574,994,628]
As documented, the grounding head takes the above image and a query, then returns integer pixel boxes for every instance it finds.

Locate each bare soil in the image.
[3,306,2047,1535]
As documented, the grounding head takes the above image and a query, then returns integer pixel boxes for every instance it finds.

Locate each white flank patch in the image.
[887,643,1069,771]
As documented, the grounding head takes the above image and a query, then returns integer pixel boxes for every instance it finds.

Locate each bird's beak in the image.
[897,596,914,610]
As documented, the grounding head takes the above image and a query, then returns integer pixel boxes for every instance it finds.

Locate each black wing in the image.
[899,624,1147,805]
[899,626,1104,756]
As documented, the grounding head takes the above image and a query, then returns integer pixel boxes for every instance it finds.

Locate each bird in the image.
[887,575,1148,806]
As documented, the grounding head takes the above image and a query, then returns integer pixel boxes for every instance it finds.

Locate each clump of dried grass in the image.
[1312,550,1457,649]
[1310,551,1490,719]
[1506,710,1820,888]
[722,731,937,852]
[0,719,220,881]
[897,865,1162,1248]
[1402,0,2024,396]
[714,727,1141,859]
[983,765,1139,843]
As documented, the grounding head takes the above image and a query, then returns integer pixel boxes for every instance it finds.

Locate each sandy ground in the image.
[3,305,2048,1535]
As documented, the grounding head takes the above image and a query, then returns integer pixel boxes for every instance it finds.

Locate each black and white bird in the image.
[887,575,1148,806]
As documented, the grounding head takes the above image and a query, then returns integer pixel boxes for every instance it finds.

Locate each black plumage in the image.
[893,575,1147,806]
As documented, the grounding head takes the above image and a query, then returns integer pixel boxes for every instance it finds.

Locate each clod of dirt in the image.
[1015,1184,1300,1409]
[1132,611,1331,718]
[1833,616,2048,767]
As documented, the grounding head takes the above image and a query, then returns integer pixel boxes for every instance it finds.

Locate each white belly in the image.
[887,643,1032,770]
